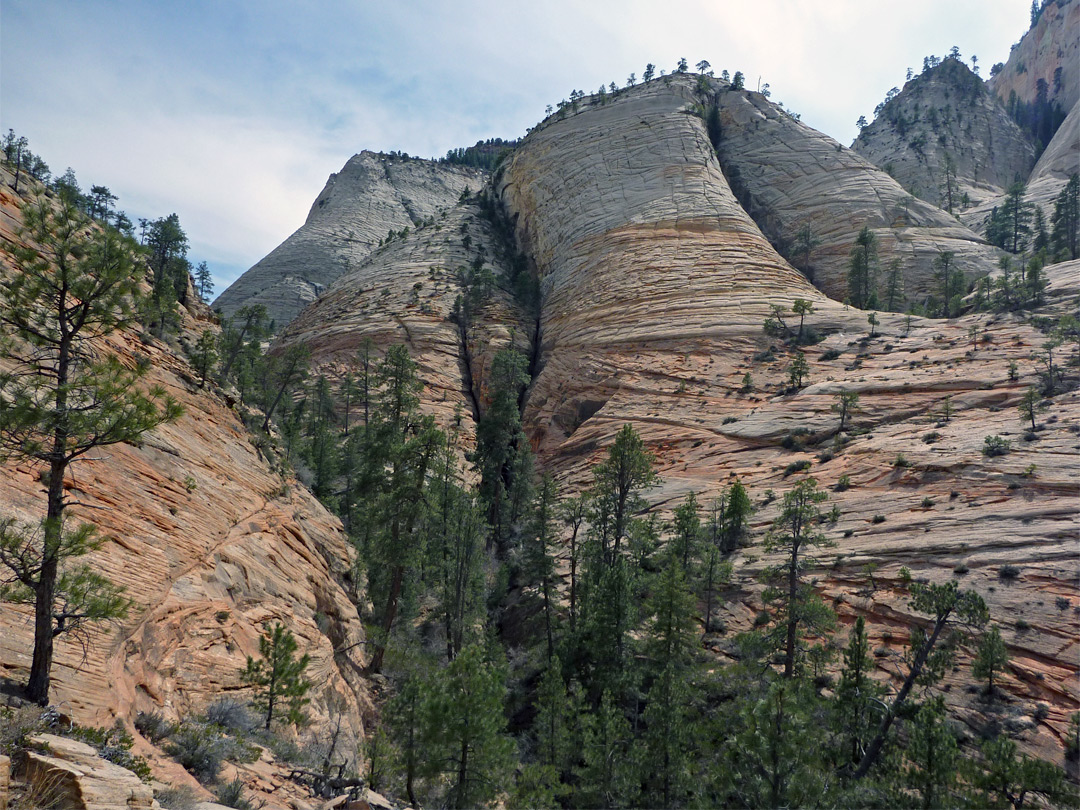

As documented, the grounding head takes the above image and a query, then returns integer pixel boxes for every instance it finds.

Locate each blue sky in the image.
[1,0,1030,298]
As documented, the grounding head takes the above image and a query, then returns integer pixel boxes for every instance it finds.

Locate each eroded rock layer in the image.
[214,152,486,327]
[497,74,851,455]
[713,83,1002,304]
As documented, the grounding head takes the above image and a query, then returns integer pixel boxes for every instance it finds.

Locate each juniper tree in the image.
[241,622,311,730]
[0,198,181,704]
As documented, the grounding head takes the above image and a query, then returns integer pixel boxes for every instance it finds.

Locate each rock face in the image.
[0,175,372,766]
[213,152,487,327]
[851,58,1036,211]
[989,0,1079,120]
[710,80,1002,305]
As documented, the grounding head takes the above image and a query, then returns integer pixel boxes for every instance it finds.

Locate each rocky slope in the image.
[851,57,1036,212]
[0,171,373,804]
[213,152,487,327]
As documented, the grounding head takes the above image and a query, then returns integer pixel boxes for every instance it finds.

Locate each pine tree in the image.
[241,623,312,730]
[972,624,1010,695]
[1051,173,1079,260]
[787,350,809,389]
[761,478,836,678]
[848,226,878,309]
[834,617,884,767]
[670,491,700,570]
[422,643,514,809]
[0,198,181,704]
[189,329,218,389]
[903,699,959,809]
[833,390,860,433]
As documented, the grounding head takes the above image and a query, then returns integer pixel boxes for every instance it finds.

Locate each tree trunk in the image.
[783,541,800,678]
[852,612,949,778]
[368,565,403,674]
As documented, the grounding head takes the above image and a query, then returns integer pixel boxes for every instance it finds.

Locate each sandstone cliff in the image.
[213,152,487,327]
[990,0,1079,120]
[851,58,1035,212]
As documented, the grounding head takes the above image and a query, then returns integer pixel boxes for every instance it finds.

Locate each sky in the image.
[1,0,1031,299]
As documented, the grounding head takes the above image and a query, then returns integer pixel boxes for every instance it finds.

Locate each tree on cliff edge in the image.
[0,197,181,704]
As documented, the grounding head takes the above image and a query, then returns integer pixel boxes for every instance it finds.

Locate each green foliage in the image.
[848,226,879,309]
[1051,173,1079,261]
[903,698,960,808]
[973,624,1010,695]
[978,735,1079,809]
[422,643,514,809]
[474,347,532,552]
[787,350,809,389]
[982,435,1011,457]
[761,478,836,678]
[240,623,311,730]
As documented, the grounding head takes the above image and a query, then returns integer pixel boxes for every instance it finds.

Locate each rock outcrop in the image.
[851,58,1036,212]
[497,74,844,456]
[22,734,158,810]
[213,152,487,327]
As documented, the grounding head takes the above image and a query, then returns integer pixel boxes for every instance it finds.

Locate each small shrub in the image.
[135,711,175,744]
[999,565,1020,581]
[921,497,934,508]
[753,347,776,362]
[68,723,153,782]
[834,474,851,492]
[953,563,969,576]
[982,435,1011,457]
[753,610,770,627]
[922,431,941,444]
[1015,618,1030,632]
[893,454,910,468]
[1056,596,1071,611]
[204,699,256,734]
[898,566,912,585]
[843,529,854,538]
[1033,704,1050,722]
[784,460,812,476]
[817,449,834,463]
[166,723,229,783]
[722,416,737,425]
[871,514,885,524]
[156,786,199,810]
[820,348,842,361]
[215,780,255,810]
[183,475,197,493]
